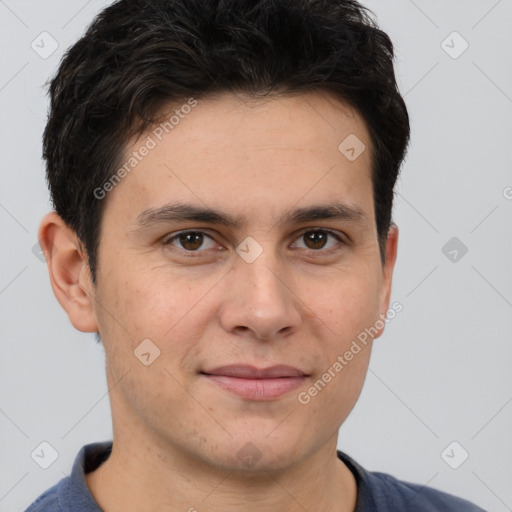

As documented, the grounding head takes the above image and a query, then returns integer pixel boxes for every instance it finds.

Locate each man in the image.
[26,0,484,510]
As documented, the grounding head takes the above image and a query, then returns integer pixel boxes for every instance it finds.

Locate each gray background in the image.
[1,0,511,510]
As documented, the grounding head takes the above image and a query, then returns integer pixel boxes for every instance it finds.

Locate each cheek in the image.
[99,266,206,338]
[318,268,382,344]
[95,266,222,389]
[319,270,381,403]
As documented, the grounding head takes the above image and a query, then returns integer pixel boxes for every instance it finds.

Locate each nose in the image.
[218,249,302,341]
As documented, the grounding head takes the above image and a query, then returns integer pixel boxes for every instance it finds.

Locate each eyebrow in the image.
[134,200,368,231]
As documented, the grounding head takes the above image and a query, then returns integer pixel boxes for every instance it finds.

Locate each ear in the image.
[374,223,399,339]
[38,212,99,332]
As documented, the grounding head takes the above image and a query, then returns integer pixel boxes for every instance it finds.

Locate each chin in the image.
[197,432,308,474]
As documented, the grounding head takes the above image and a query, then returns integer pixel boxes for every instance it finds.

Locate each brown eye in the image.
[293,229,344,252]
[304,231,328,250]
[163,231,217,252]
[177,232,204,251]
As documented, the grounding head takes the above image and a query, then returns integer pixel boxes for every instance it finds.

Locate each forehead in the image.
[107,91,374,225]
[148,90,370,156]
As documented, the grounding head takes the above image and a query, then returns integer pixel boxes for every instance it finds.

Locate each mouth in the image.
[200,365,308,401]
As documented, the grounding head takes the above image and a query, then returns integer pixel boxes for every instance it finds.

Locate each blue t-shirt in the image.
[25,441,485,511]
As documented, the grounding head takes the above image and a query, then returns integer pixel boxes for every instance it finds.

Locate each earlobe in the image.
[38,212,99,333]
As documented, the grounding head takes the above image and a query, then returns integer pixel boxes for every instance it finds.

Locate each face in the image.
[74,91,397,472]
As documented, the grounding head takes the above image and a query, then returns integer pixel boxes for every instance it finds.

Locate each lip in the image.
[201,365,308,400]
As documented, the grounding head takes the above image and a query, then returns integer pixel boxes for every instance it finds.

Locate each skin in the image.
[39,90,398,512]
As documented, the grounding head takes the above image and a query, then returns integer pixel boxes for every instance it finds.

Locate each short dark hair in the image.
[43,0,410,283]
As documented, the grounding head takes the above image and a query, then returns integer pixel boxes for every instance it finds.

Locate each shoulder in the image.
[24,480,64,512]
[368,470,486,511]
[337,450,486,512]
[24,441,112,512]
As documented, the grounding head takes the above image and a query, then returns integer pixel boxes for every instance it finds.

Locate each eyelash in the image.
[161,229,346,257]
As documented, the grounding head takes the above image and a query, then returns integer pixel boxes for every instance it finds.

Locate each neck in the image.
[85,432,357,512]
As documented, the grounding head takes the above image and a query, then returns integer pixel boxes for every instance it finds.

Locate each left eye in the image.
[162,229,344,254]
[292,229,343,251]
